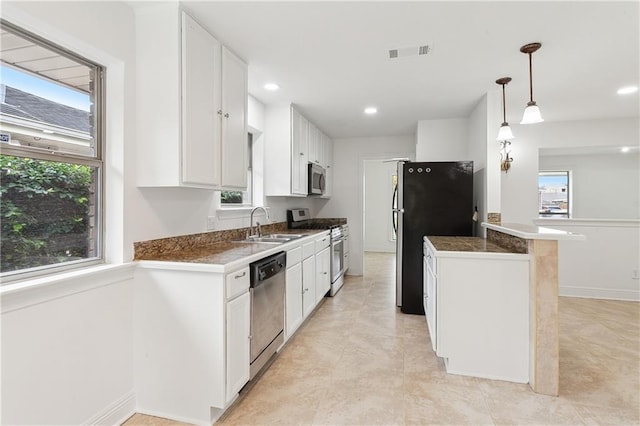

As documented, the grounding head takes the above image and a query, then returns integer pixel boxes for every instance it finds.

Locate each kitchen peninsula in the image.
[423,222,585,396]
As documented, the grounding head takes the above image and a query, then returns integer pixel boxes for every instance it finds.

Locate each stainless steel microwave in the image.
[308,163,326,195]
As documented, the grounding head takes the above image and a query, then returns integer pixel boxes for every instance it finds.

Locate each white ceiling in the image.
[175,1,638,139]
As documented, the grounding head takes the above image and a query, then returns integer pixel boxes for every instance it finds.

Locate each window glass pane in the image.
[538,171,569,217]
[0,20,103,280]
[0,24,97,157]
[1,154,99,273]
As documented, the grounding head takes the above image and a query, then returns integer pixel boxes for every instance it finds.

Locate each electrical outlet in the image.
[207,216,216,230]
[633,269,640,280]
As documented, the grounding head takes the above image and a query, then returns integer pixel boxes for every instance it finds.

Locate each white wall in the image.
[539,152,640,219]
[501,117,640,224]
[320,135,415,275]
[468,95,489,236]
[363,160,397,252]
[536,219,640,301]
[1,2,137,424]
[415,118,469,161]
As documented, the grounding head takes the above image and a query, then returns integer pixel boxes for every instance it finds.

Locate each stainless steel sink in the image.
[236,234,306,244]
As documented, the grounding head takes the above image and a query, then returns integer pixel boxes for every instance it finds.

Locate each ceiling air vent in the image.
[387,44,432,60]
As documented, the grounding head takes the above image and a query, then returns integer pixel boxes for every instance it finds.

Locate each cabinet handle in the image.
[224,113,230,118]
[217,110,223,115]
[234,271,246,279]
[323,272,328,275]
[300,152,304,156]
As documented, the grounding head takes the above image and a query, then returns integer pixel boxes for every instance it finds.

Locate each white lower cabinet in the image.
[423,238,530,384]
[285,262,304,338]
[225,291,250,402]
[315,247,331,302]
[134,264,250,425]
[302,254,316,317]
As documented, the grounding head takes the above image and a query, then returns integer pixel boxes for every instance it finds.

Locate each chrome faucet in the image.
[249,206,270,238]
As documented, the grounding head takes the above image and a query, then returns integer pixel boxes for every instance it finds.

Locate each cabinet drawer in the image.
[302,241,315,259]
[226,267,250,299]
[287,247,302,266]
[315,234,330,252]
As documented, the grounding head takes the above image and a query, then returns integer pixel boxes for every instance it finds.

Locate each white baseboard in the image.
[85,389,136,425]
[560,286,640,302]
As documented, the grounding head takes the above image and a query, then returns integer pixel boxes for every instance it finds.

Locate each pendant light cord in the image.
[528,53,534,103]
[502,83,507,124]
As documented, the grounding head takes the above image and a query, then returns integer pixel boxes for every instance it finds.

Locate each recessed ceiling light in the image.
[621,146,631,153]
[364,107,377,115]
[617,85,638,95]
[264,83,280,91]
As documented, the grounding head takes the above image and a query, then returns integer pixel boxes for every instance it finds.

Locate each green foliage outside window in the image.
[220,191,243,204]
[1,155,94,273]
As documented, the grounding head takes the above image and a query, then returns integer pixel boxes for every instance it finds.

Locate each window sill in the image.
[1,263,136,314]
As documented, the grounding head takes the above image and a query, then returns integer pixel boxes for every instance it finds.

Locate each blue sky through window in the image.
[1,65,90,112]
[539,174,567,188]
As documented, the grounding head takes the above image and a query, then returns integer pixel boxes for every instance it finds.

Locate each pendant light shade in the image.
[496,77,514,141]
[520,42,544,124]
[497,124,514,141]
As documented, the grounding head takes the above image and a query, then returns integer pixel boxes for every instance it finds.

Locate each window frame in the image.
[219,132,253,208]
[0,20,106,283]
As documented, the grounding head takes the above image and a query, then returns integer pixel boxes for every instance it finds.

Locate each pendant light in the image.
[496,77,514,141]
[520,42,544,124]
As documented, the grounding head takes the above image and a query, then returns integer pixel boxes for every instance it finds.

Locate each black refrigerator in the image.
[393,161,473,315]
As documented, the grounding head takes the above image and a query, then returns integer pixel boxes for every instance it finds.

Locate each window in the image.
[538,171,570,218]
[0,20,104,280]
[220,132,253,206]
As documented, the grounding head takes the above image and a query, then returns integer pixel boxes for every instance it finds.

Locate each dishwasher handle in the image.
[250,251,287,287]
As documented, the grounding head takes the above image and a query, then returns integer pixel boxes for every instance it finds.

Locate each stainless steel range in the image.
[287,208,349,296]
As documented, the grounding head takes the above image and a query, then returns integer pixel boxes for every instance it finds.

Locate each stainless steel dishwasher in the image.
[249,251,286,379]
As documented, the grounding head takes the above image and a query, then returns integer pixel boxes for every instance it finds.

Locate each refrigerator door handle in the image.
[392,183,398,233]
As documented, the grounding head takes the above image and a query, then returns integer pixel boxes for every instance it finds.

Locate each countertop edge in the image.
[482,222,586,241]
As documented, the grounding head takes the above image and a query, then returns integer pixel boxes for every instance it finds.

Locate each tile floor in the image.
[125,252,640,425]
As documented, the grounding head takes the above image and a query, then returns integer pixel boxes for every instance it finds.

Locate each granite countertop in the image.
[425,236,514,253]
[137,229,327,267]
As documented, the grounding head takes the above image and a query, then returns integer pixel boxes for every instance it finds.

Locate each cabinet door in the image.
[316,247,331,302]
[221,47,248,189]
[322,134,333,198]
[302,255,316,317]
[226,291,250,402]
[181,12,221,187]
[308,123,320,165]
[291,108,309,195]
[424,257,437,353]
[285,264,304,339]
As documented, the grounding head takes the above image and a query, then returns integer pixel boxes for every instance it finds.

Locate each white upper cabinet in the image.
[320,131,333,199]
[220,47,248,189]
[181,12,222,187]
[136,5,247,189]
[264,105,309,196]
[308,122,322,166]
[264,105,334,197]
